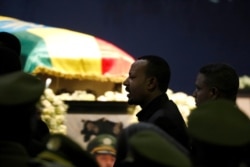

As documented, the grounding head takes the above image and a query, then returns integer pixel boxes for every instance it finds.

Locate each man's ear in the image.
[147,77,157,90]
[210,87,219,99]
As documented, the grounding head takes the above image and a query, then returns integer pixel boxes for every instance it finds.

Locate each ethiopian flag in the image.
[0,16,134,83]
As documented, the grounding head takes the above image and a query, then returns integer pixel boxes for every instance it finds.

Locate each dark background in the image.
[0,0,249,95]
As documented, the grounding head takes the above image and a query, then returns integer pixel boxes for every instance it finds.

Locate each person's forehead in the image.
[130,59,148,72]
[196,73,208,86]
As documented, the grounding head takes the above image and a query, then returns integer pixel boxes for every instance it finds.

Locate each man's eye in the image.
[195,87,201,90]
[129,75,135,79]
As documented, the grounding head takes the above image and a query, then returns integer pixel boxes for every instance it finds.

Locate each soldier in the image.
[87,134,117,167]
[0,31,50,157]
[114,122,192,167]
[119,130,192,167]
[0,71,45,167]
[31,133,99,167]
[187,99,250,167]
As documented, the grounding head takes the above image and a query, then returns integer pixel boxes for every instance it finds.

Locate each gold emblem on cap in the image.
[47,137,62,151]
[102,137,112,145]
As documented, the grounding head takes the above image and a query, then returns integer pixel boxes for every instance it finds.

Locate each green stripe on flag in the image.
[13,31,52,73]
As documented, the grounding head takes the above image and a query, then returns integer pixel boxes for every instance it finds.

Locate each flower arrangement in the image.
[167,89,196,124]
[36,88,69,134]
[37,87,195,133]
[239,75,250,90]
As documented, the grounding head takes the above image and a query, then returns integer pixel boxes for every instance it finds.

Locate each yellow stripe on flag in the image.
[28,27,102,75]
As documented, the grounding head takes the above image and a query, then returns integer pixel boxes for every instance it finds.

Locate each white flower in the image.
[167,89,195,124]
[239,75,250,89]
[37,88,68,134]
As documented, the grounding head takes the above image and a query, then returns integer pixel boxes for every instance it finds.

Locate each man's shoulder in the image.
[157,94,180,111]
[163,100,180,112]
[150,100,183,122]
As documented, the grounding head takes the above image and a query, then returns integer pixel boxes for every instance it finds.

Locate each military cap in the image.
[187,99,250,146]
[127,130,192,167]
[87,134,117,156]
[35,134,99,167]
[0,71,45,106]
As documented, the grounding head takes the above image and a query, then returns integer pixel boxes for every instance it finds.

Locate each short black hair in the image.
[199,63,239,101]
[137,55,171,92]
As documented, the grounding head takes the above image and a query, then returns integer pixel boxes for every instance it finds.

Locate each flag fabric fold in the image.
[0,16,134,83]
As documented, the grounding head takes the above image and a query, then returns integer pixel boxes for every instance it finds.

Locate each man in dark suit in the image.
[123,55,190,151]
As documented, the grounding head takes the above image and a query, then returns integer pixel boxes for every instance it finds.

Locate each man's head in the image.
[0,32,22,74]
[193,63,239,106]
[0,32,21,55]
[87,134,117,167]
[123,55,171,108]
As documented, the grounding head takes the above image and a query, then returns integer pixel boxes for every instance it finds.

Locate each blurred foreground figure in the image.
[188,99,250,167]
[0,32,22,75]
[0,71,45,167]
[114,122,192,167]
[31,134,99,167]
[0,31,50,157]
[87,134,117,167]
[0,31,21,54]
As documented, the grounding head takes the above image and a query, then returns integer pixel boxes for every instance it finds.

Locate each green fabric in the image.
[129,130,192,167]
[188,99,250,146]
[0,71,45,105]
[87,134,117,155]
[36,151,75,167]
[13,31,52,73]
[42,134,99,167]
